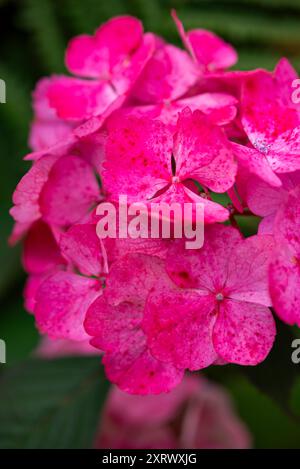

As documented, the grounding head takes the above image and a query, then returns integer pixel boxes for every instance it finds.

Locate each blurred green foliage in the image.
[0,357,109,448]
[1,0,300,448]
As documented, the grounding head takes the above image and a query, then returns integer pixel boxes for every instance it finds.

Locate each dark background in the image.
[1,0,300,448]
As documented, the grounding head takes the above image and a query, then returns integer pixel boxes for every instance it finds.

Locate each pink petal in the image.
[117,104,163,121]
[29,119,73,152]
[174,108,217,173]
[32,77,59,120]
[85,295,142,352]
[273,185,300,252]
[9,221,32,245]
[144,287,218,370]
[112,32,156,95]
[246,175,285,217]
[270,247,300,326]
[231,142,281,187]
[258,214,276,235]
[174,108,236,192]
[188,30,237,71]
[166,224,242,291]
[130,92,237,127]
[25,133,77,162]
[152,182,229,224]
[66,16,143,78]
[103,114,172,202]
[73,93,127,139]
[60,223,103,277]
[92,15,144,68]
[108,237,170,263]
[84,260,183,395]
[172,10,237,70]
[66,33,109,78]
[227,186,243,213]
[84,254,170,351]
[270,186,300,325]
[105,253,169,305]
[178,92,237,126]
[274,58,300,110]
[268,126,300,173]
[133,43,198,103]
[280,170,300,190]
[75,131,106,170]
[35,271,99,341]
[245,172,299,234]
[184,186,230,223]
[226,234,274,306]
[23,221,65,274]
[40,154,100,226]
[29,77,74,151]
[10,154,59,225]
[213,299,276,365]
[103,347,184,395]
[241,70,299,149]
[24,273,50,314]
[47,76,117,121]
[190,142,236,193]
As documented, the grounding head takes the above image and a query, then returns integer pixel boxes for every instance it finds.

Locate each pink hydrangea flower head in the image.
[96,375,251,449]
[11,11,296,401]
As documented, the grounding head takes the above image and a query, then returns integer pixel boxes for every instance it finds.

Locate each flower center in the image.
[215,292,224,301]
[172,176,180,184]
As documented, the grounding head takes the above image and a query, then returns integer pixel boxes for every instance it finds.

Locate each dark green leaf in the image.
[243,319,299,408]
[0,357,109,448]
[227,375,300,448]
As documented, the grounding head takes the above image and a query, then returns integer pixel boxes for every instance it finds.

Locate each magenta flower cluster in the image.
[10,11,300,394]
